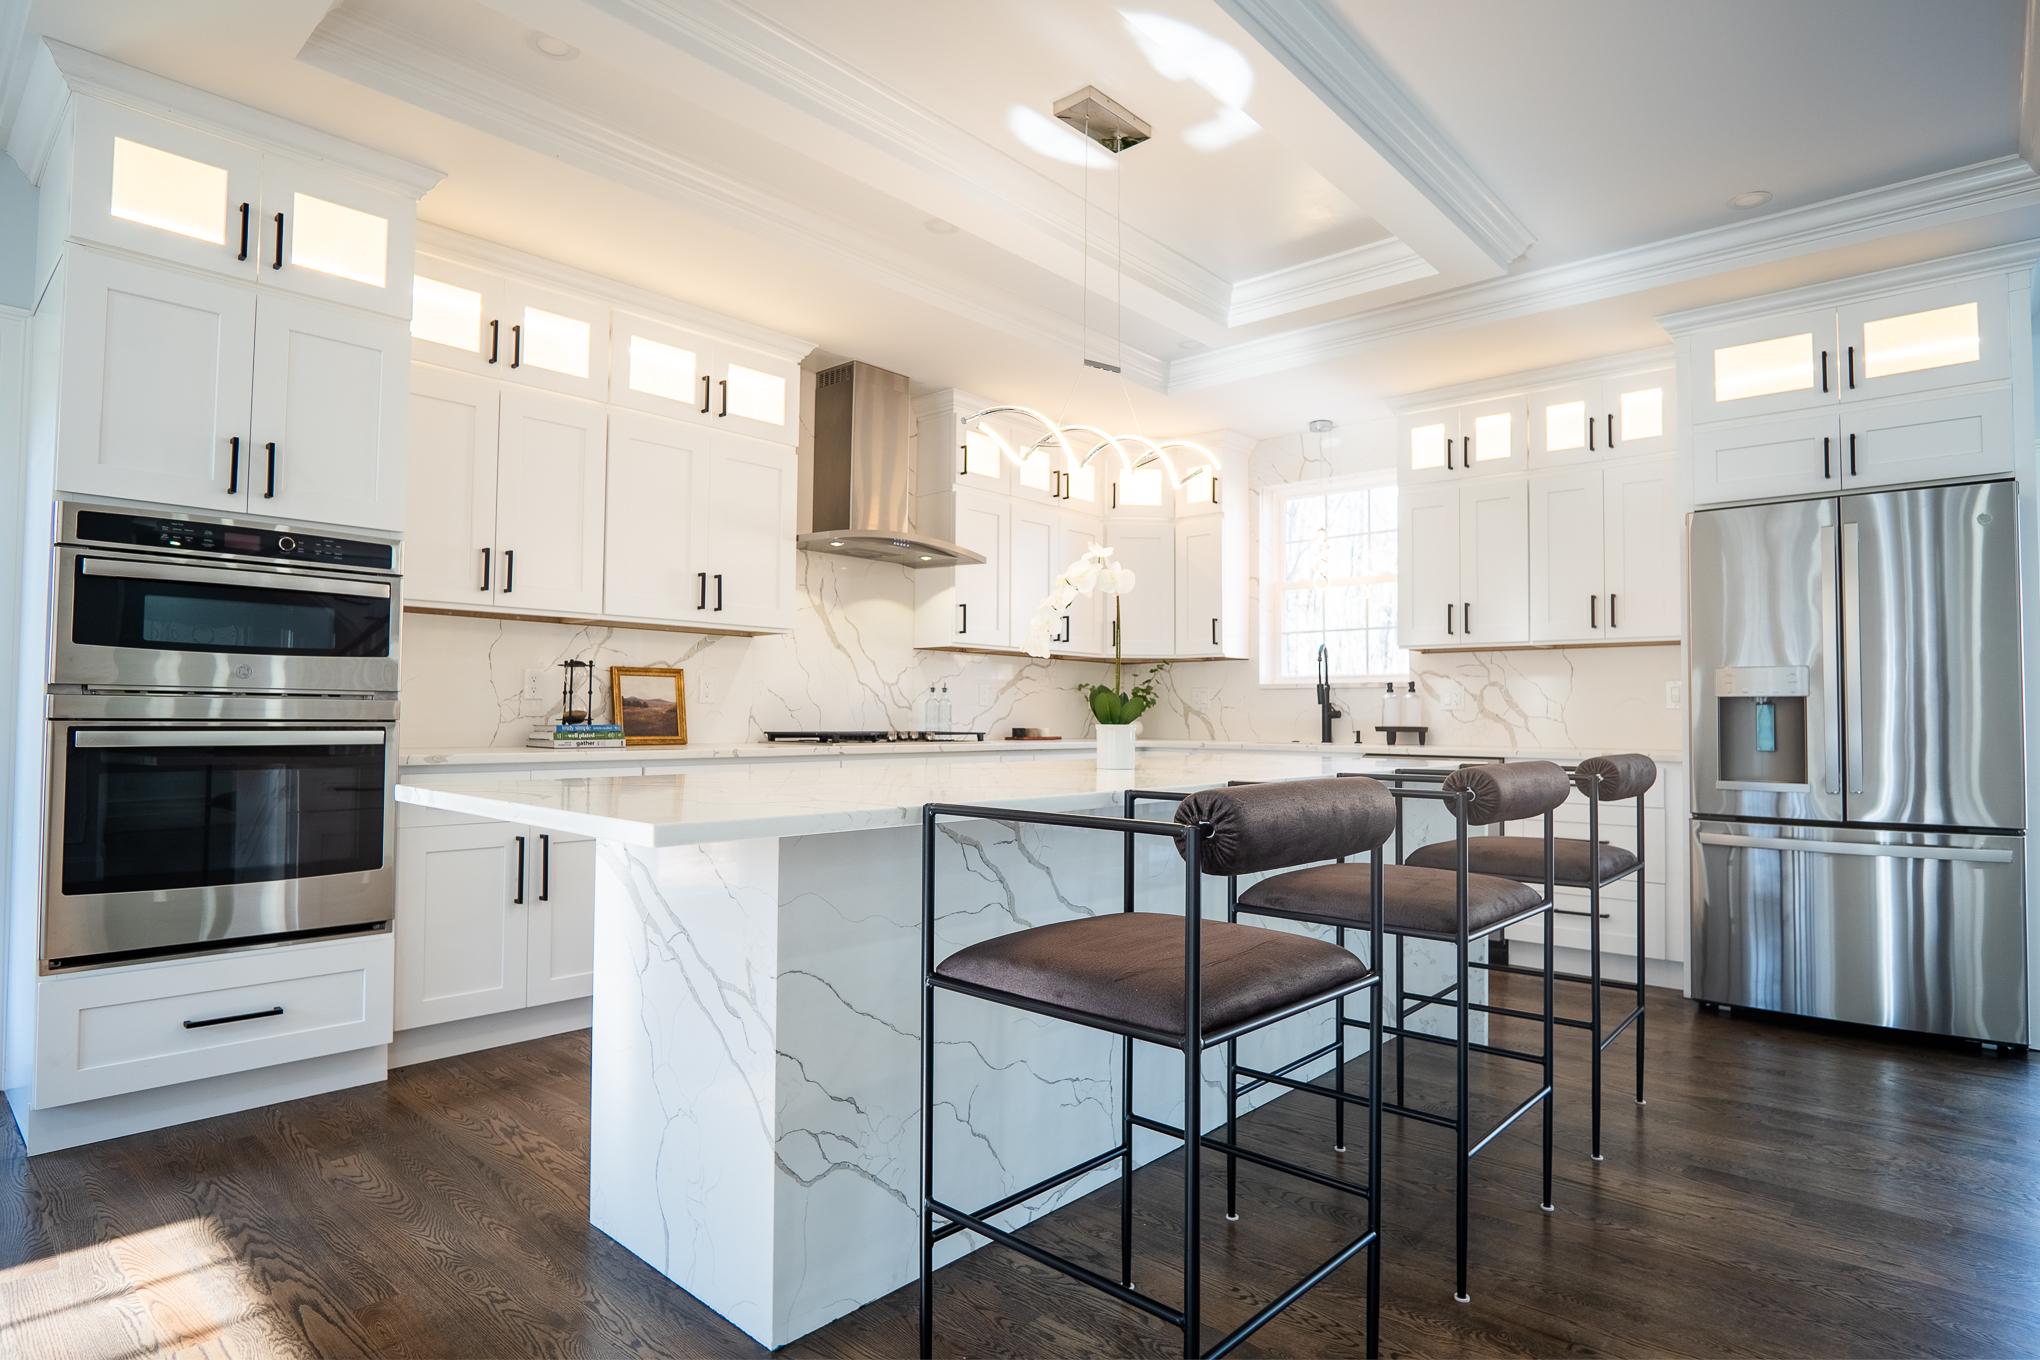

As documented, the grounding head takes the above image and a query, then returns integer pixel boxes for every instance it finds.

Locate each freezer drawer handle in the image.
[1696,832,2015,864]
[185,1005,283,1030]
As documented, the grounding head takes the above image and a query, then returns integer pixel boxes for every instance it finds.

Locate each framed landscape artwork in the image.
[610,666,687,746]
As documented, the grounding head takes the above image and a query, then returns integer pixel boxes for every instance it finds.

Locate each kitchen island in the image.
[395,751,1479,1347]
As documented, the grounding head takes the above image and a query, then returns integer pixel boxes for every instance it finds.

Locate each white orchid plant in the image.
[1025,542,1167,726]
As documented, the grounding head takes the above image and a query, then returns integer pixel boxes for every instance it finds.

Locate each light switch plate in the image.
[697,677,718,705]
[1665,680,1683,709]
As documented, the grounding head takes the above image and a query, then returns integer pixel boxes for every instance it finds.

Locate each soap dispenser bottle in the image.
[1404,680,1420,727]
[1382,681,1399,727]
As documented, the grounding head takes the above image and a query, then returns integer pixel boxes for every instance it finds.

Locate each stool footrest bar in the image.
[929,1144,1126,1244]
[926,1196,1184,1327]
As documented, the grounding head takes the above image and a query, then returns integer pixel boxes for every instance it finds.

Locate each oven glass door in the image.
[57,550,398,693]
[48,724,395,964]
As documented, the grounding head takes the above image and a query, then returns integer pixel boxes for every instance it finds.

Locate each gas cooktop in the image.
[761,730,986,743]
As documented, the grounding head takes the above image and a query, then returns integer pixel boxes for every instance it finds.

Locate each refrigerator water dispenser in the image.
[1715,665,1809,788]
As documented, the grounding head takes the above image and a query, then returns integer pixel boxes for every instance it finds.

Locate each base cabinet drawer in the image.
[35,933,393,1108]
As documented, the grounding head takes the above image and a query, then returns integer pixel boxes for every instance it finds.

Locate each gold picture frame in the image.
[609,666,688,746]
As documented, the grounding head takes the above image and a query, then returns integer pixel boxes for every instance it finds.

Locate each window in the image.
[1265,476,1406,682]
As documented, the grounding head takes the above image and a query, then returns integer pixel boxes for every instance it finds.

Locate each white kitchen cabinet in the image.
[258,158,414,318]
[1008,500,1059,648]
[1053,511,1106,655]
[56,246,254,511]
[1691,411,1841,505]
[1397,483,1461,648]
[1530,367,1676,467]
[405,365,501,607]
[609,309,798,443]
[1691,307,1839,423]
[1602,460,1681,639]
[1529,460,1680,644]
[1398,396,1525,481]
[1173,515,1225,657]
[1174,462,1223,517]
[1457,478,1529,645]
[1105,519,1176,656]
[691,433,798,629]
[1529,467,1604,642]
[412,256,516,377]
[395,819,593,1031]
[1840,388,2012,488]
[503,279,609,402]
[1397,408,1456,484]
[249,290,407,530]
[714,338,799,444]
[1110,463,1172,517]
[494,387,607,615]
[1836,278,2006,403]
[913,488,1011,647]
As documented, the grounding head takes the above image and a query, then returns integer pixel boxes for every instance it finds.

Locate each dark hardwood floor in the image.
[4,978,2038,1358]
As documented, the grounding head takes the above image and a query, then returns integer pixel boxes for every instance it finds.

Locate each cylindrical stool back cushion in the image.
[1573,753,1658,802]
[1441,761,1570,827]
[1174,777,1395,876]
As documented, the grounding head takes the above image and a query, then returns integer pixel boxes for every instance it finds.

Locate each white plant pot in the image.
[1095,722,1137,770]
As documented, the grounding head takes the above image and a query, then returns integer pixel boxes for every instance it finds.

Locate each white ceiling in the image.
[3,0,2038,438]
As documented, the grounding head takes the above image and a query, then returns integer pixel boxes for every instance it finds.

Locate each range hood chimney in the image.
[798,361,984,568]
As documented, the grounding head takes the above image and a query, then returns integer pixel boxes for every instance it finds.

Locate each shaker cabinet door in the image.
[404,365,501,608]
[250,291,408,530]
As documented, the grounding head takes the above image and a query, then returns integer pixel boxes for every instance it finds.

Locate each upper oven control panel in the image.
[67,508,397,572]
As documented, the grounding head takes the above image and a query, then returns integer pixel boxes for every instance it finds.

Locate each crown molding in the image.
[1168,154,2040,391]
[1226,236,1435,326]
[1390,344,1675,413]
[305,7,1167,390]
[0,0,33,162]
[2,36,61,183]
[416,224,815,363]
[1656,237,2040,335]
[2021,0,2040,168]
[586,0,1233,327]
[1215,0,1535,271]
[34,39,442,196]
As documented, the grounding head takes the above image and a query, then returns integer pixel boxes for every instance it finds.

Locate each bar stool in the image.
[1404,753,1657,1160]
[1235,761,1569,1304]
[919,776,1395,1358]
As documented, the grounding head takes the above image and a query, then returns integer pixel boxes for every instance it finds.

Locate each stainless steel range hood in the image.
[797,361,985,568]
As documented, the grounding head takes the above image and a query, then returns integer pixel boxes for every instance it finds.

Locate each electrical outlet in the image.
[1665,680,1684,709]
[523,669,549,703]
[1438,688,1464,712]
[697,676,718,706]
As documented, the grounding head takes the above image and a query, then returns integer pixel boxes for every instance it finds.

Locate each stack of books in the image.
[527,722,627,750]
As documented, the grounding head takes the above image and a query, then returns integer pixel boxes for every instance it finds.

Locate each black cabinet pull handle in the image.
[1445,436,1454,470]
[226,436,240,495]
[1607,412,1616,447]
[1822,435,1832,480]
[503,549,515,594]
[1112,619,1119,647]
[1588,416,1596,452]
[702,375,713,414]
[510,323,522,368]
[237,202,250,261]
[718,378,728,417]
[513,835,526,904]
[263,441,277,499]
[272,212,284,270]
[958,602,968,634]
[1849,432,1857,478]
[479,547,492,592]
[1446,603,1455,636]
[538,834,551,902]
[1820,349,1829,393]
[697,571,708,610]
[1464,600,1472,634]
[714,573,724,611]
[488,318,500,364]
[1610,593,1618,629]
[1057,614,1069,644]
[1211,617,1219,646]
[184,1005,282,1030]
[1847,345,1856,389]
[1590,593,1598,628]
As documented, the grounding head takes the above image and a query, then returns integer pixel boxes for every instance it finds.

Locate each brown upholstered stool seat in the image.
[1239,862,1544,940]
[934,911,1370,1044]
[1404,835,1637,887]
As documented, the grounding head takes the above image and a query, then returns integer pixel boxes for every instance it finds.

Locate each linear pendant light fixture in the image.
[961,86,1215,488]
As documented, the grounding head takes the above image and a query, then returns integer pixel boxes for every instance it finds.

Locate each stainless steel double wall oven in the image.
[42,502,402,968]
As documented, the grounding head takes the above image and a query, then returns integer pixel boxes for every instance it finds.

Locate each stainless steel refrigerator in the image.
[1689,479,2028,1045]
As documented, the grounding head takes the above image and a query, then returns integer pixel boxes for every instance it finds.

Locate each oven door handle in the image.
[77,556,394,599]
[72,729,388,748]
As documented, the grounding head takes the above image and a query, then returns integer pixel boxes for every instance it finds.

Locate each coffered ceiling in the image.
[3,0,2038,436]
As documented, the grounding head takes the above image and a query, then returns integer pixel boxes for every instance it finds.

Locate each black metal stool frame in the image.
[1391,766,1649,1161]
[919,797,1385,1359]
[1318,772,1557,1304]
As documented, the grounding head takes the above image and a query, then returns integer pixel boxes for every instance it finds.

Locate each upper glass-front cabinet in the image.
[1396,410,1456,483]
[1837,281,2005,402]
[605,311,795,442]
[1531,367,1676,466]
[1694,307,1838,422]
[72,101,413,317]
[1399,398,1525,481]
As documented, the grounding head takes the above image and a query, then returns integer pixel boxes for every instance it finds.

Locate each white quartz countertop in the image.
[399,737,1683,769]
[397,750,1365,846]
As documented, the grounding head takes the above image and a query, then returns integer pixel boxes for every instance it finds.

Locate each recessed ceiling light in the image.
[1728,190,1772,210]
[828,540,845,548]
[530,31,578,60]
[923,217,958,235]
[918,554,934,561]
[1309,418,1336,433]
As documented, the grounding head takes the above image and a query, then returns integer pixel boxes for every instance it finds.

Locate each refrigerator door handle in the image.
[1695,832,2016,864]
[1841,520,1865,796]
[1818,523,1842,797]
